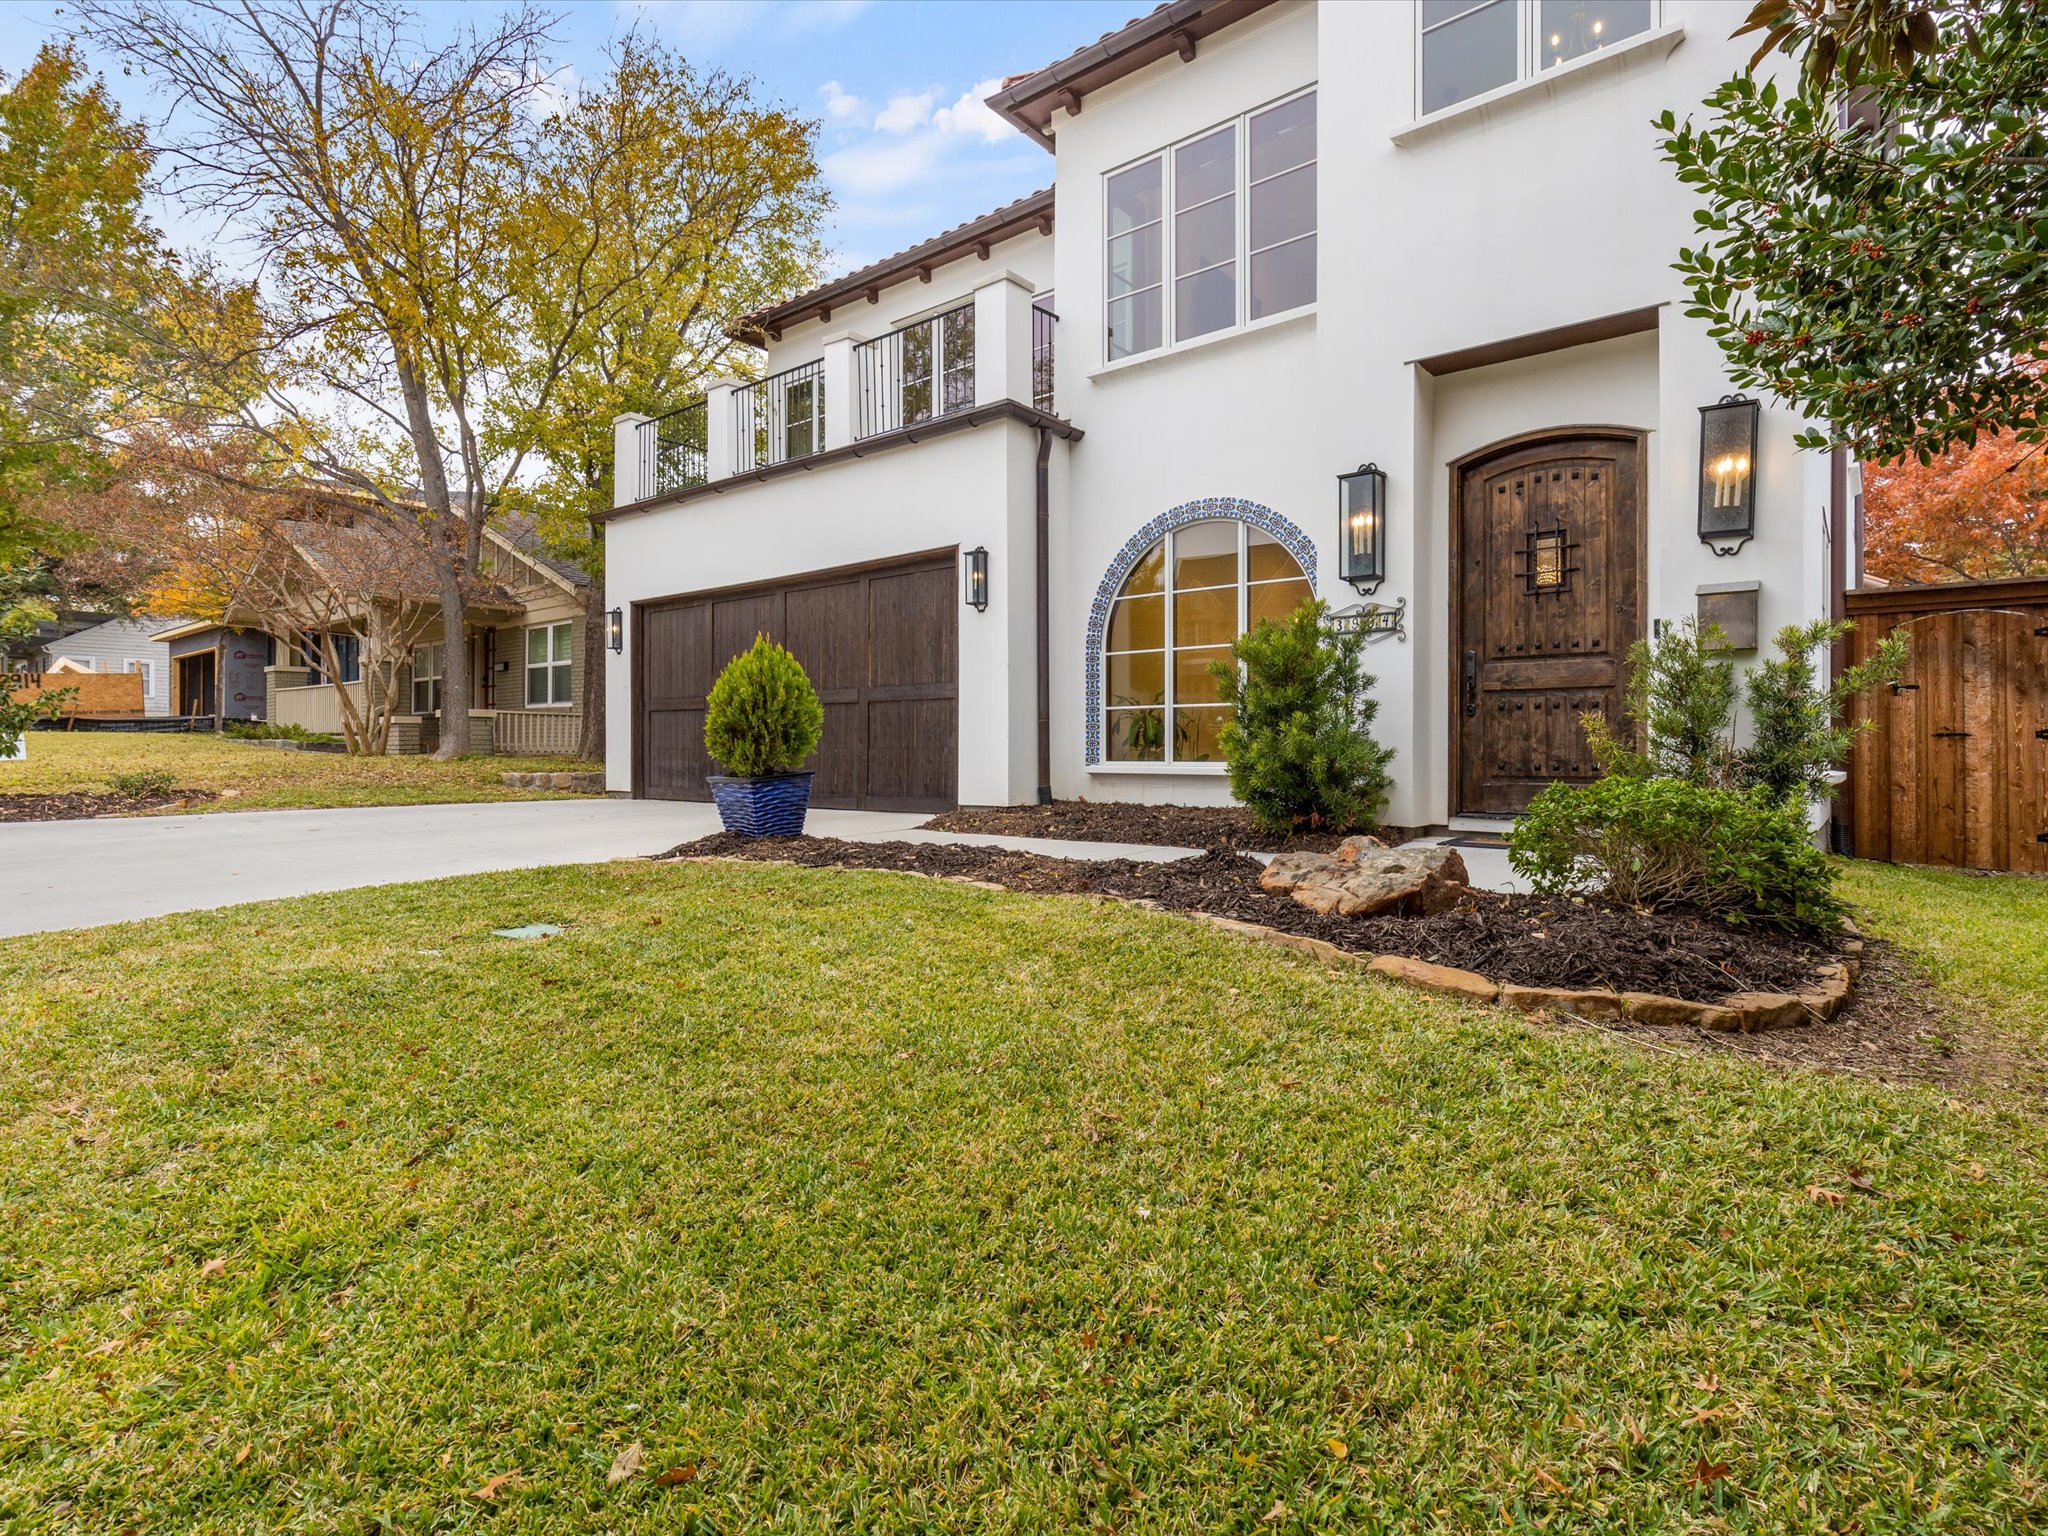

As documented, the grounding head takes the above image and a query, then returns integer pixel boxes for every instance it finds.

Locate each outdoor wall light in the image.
[607,607,625,652]
[1698,394,1761,555]
[1337,463,1388,595]
[964,546,990,612]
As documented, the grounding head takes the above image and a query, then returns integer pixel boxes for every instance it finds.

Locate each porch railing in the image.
[1032,304,1057,414]
[854,302,976,441]
[642,399,707,496]
[732,359,825,473]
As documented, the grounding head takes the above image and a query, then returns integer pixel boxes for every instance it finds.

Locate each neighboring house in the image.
[601,0,1851,825]
[149,621,276,722]
[31,616,183,716]
[243,515,590,755]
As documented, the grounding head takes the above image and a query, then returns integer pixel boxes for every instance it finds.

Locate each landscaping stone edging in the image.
[500,770,605,792]
[673,853,1860,1034]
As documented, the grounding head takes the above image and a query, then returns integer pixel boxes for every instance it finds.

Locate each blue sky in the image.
[2,0,1137,279]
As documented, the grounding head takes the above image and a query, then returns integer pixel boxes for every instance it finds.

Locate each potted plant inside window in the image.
[703,634,824,837]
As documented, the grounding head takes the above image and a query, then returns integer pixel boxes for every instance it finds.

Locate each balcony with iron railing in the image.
[613,274,1066,509]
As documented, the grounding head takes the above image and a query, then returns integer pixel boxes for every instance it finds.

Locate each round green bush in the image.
[703,635,824,778]
[1508,775,1842,933]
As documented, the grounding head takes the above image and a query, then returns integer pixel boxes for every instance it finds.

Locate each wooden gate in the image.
[1844,578,2048,872]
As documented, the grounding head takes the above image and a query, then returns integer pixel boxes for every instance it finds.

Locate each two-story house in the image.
[600,0,1846,829]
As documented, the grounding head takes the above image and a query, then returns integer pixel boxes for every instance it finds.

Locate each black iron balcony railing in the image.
[1032,304,1057,415]
[854,302,975,441]
[641,398,707,496]
[733,359,825,473]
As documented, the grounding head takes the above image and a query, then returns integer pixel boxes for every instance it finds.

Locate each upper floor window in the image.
[1418,1,1655,116]
[1104,88,1316,364]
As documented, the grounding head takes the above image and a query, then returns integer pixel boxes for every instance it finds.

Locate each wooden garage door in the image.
[634,551,958,811]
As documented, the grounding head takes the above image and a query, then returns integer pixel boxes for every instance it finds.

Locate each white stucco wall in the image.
[604,416,1063,804]
[1037,0,1829,824]
[607,1,1838,822]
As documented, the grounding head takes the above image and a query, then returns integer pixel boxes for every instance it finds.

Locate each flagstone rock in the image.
[1258,841,1470,917]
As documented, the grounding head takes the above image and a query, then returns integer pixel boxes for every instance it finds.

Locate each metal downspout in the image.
[1035,425,1053,805]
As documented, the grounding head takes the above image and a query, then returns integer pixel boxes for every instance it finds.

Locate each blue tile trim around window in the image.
[1084,497,1318,766]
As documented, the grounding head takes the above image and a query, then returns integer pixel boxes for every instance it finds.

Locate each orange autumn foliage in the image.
[1863,431,2048,585]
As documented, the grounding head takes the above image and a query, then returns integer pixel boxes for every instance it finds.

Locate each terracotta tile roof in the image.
[734,186,1054,342]
[985,0,1281,146]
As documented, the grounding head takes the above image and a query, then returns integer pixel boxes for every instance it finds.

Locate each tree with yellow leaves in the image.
[78,0,828,761]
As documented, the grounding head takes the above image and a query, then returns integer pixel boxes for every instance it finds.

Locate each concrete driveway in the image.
[0,800,905,938]
[0,798,1216,938]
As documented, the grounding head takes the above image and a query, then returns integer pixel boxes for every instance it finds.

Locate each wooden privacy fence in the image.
[1844,577,2048,872]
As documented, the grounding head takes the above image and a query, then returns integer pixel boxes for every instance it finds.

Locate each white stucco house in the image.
[601,0,1851,827]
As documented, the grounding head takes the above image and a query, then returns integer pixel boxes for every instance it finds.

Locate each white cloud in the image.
[819,80,866,122]
[624,0,873,51]
[873,89,938,135]
[931,78,1016,145]
[823,134,945,197]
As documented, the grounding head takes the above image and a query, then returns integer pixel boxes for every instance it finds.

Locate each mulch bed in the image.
[0,789,217,822]
[662,834,1839,1004]
[919,800,1421,853]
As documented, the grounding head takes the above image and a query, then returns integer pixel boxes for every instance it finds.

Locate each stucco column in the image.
[704,380,741,480]
[612,413,650,508]
[819,332,863,450]
[973,271,1036,409]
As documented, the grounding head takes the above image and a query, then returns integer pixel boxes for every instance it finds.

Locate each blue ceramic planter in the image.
[708,771,814,838]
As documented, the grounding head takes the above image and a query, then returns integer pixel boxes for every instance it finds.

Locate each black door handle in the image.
[1463,650,1479,718]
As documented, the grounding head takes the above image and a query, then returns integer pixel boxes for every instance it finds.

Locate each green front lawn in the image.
[1,860,2042,1532]
[0,731,598,812]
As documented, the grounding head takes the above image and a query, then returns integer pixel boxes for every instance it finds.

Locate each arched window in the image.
[1102,518,1312,763]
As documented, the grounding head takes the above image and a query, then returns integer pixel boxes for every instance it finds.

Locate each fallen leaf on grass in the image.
[1326,1438,1348,1461]
[607,1442,644,1486]
[1686,1456,1731,1489]
[197,1257,230,1280]
[1532,1467,1566,1494]
[1264,1500,1289,1522]
[471,1470,522,1502]
[654,1465,697,1487]
[234,1446,250,1466]
[1805,1185,1845,1207]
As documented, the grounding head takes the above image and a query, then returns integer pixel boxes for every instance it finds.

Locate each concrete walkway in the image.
[0,799,1518,939]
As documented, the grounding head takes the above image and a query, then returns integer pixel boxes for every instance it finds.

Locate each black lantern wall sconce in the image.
[606,607,625,652]
[1337,463,1388,595]
[1698,394,1760,555]
[963,546,989,612]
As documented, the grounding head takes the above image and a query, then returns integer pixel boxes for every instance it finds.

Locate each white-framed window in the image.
[1417,0,1657,116]
[526,622,572,707]
[125,658,154,697]
[1102,518,1312,764]
[411,641,443,714]
[1104,87,1316,364]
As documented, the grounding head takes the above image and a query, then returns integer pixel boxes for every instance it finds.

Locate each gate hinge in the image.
[2038,729,2048,742]
[2036,626,2048,638]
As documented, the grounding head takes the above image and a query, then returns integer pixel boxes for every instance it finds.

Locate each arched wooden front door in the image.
[1451,429,1647,816]
[1850,607,2048,871]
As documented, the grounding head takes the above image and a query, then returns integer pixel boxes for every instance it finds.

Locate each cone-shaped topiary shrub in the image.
[1210,598,1396,836]
[703,635,824,777]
